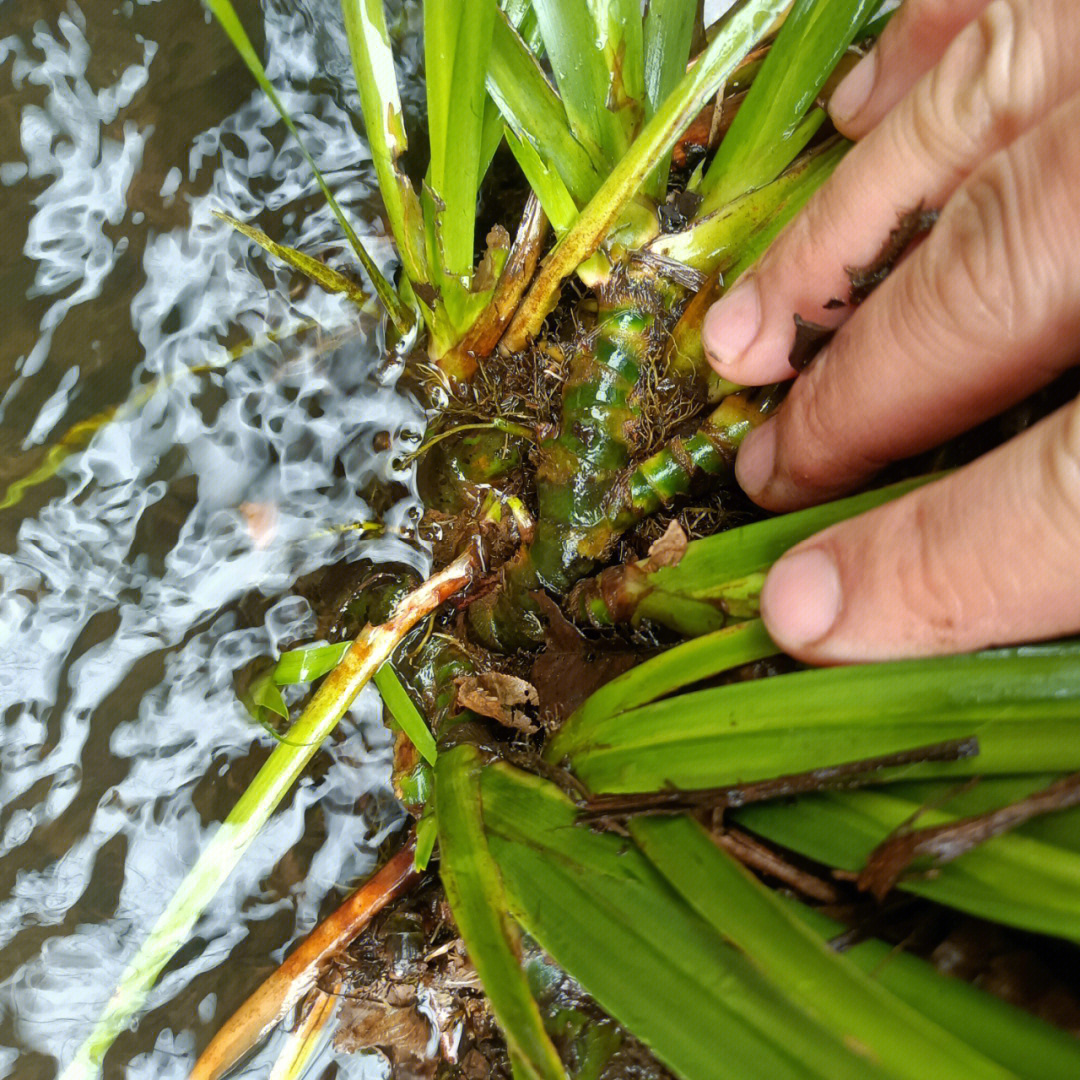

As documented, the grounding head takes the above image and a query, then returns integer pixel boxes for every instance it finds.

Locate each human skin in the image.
[701,0,1080,663]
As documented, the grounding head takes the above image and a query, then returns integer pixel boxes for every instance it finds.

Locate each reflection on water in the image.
[0,2,422,1075]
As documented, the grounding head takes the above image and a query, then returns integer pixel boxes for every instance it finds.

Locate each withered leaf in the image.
[645,520,688,569]
[455,672,540,733]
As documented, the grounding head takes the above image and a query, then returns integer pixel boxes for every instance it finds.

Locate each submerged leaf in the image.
[215,212,370,306]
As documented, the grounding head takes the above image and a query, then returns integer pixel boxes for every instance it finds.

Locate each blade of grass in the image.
[61,553,477,1080]
[642,0,698,198]
[646,474,939,604]
[501,0,792,351]
[434,745,568,1080]
[561,644,1080,793]
[788,899,1080,1080]
[373,663,437,766]
[205,0,413,334]
[504,128,579,236]
[424,0,497,278]
[215,213,370,306]
[482,764,892,1080]
[735,783,1080,942]
[699,0,878,211]
[633,815,1013,1080]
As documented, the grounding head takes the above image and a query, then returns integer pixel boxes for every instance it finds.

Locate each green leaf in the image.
[205,0,414,334]
[373,663,438,766]
[487,11,604,206]
[789,900,1080,1080]
[648,138,847,273]
[215,213,370,306]
[61,554,476,1079]
[634,816,1012,1080]
[735,779,1080,943]
[504,127,580,236]
[562,644,1080,793]
[339,0,428,288]
[530,0,630,166]
[645,475,939,605]
[642,0,697,197]
[435,746,569,1080]
[503,0,791,350]
[272,640,352,685]
[700,0,878,211]
[424,0,498,277]
[482,764,892,1080]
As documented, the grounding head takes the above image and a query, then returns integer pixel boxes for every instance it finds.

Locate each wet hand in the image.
[701,0,1080,663]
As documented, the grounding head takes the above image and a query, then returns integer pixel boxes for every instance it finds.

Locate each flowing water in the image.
[0,2,427,1075]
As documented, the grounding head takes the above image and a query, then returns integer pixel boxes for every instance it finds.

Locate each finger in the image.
[830,0,992,137]
[758,396,1080,662]
[703,0,1080,385]
[733,93,1080,511]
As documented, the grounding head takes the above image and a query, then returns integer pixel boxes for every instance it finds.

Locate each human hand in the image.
[701,0,1080,663]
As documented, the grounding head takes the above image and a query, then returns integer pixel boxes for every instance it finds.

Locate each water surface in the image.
[0,2,423,1075]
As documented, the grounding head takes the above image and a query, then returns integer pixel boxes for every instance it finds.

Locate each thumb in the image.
[759,397,1080,663]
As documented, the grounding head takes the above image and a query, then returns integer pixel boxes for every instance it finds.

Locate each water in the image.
[0,2,426,1075]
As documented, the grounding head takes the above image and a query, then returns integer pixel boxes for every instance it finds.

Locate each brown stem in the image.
[189,837,421,1080]
[858,771,1080,902]
[577,737,979,827]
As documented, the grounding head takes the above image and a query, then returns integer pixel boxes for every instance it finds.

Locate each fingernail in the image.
[760,548,842,649]
[734,420,776,498]
[829,48,876,125]
[703,276,761,369]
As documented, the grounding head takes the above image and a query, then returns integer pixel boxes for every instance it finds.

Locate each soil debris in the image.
[529,593,640,726]
[846,203,939,305]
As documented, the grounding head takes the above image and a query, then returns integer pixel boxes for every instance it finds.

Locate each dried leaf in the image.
[645,520,688,569]
[455,673,540,733]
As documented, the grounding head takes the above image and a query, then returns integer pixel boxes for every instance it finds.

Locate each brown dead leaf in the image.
[333,999,431,1059]
[455,672,540,733]
[645,520,688,569]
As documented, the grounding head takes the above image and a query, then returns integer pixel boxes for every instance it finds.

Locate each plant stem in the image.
[60,553,478,1080]
[189,837,420,1080]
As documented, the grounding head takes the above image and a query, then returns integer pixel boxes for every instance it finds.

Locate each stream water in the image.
[0,2,426,1075]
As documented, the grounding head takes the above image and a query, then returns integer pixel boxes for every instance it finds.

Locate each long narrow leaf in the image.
[633,816,1012,1080]
[424,0,498,277]
[789,901,1080,1080]
[735,782,1080,942]
[642,0,697,197]
[547,619,779,762]
[487,11,603,206]
[205,0,413,333]
[373,663,437,765]
[339,0,428,287]
[215,213,369,306]
[482,764,892,1080]
[699,0,877,211]
[530,0,628,166]
[61,554,477,1080]
[435,746,568,1080]
[561,644,1080,793]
